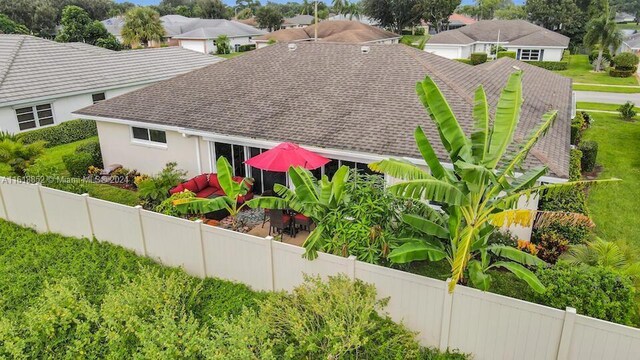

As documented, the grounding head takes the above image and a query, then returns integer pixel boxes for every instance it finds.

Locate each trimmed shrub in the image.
[570,113,585,145]
[579,140,598,173]
[24,160,89,194]
[75,140,103,168]
[155,190,196,217]
[534,264,636,325]
[137,162,187,208]
[497,51,516,59]
[609,68,636,77]
[455,58,472,65]
[238,44,256,52]
[580,111,592,127]
[470,52,488,65]
[63,152,93,178]
[612,52,639,70]
[17,119,97,147]
[618,101,637,121]
[569,148,582,181]
[526,61,569,70]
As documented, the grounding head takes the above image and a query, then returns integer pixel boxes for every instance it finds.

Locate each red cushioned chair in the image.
[169,174,254,201]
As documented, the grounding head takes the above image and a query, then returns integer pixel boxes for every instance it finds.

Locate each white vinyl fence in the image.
[0,178,638,360]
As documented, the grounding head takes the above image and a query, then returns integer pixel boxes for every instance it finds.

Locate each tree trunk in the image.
[596,49,603,72]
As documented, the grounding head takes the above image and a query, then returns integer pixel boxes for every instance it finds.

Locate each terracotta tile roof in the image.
[428,20,570,47]
[76,43,572,178]
[254,20,399,43]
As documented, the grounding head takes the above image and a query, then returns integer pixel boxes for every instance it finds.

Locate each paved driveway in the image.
[575,91,640,105]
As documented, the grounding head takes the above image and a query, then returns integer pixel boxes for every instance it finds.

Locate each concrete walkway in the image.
[574,83,640,88]
[575,91,640,104]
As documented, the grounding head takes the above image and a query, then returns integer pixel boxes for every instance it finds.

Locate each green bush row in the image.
[17,119,98,147]
[609,68,636,77]
[62,139,104,178]
[455,58,472,65]
[497,51,516,59]
[525,60,569,70]
[571,112,586,145]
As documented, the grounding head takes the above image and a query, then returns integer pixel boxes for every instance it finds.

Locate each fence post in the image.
[265,236,275,291]
[0,178,9,220]
[439,278,454,352]
[134,205,147,257]
[557,307,576,360]
[36,183,50,232]
[347,255,356,280]
[81,194,95,239]
[194,219,206,278]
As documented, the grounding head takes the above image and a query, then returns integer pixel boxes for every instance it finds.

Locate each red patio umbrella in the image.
[244,142,330,172]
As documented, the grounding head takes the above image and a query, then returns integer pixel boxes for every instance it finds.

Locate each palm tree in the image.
[0,139,46,176]
[342,1,362,19]
[121,7,165,48]
[332,0,344,13]
[562,238,640,276]
[583,4,623,72]
[369,71,617,293]
[250,166,351,259]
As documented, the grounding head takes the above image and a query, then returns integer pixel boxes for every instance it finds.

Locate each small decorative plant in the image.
[617,101,636,121]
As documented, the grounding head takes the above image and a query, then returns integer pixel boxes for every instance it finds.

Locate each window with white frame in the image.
[15,104,54,131]
[518,49,543,61]
[131,126,167,144]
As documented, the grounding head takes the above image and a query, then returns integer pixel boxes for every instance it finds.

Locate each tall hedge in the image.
[497,51,516,59]
[579,140,598,173]
[526,61,569,70]
[17,119,98,147]
[470,52,488,65]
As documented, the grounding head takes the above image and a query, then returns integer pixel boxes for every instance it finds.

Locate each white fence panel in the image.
[87,198,146,255]
[568,315,640,360]
[355,262,445,347]
[272,241,349,291]
[201,225,272,291]
[0,180,47,232]
[448,286,565,360]
[40,188,92,239]
[140,210,204,277]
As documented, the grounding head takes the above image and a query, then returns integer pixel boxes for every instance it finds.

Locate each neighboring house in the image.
[253,20,400,48]
[102,15,265,52]
[424,20,570,61]
[615,12,636,23]
[420,13,476,34]
[0,35,220,134]
[281,14,315,29]
[327,14,379,26]
[75,42,572,189]
[619,33,640,54]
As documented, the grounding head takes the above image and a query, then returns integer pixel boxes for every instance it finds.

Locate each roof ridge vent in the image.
[288,43,297,51]
[361,45,370,54]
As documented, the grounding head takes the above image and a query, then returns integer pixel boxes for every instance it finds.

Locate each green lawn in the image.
[0,137,141,206]
[582,112,640,247]
[401,34,430,44]
[573,84,640,93]
[216,52,246,59]
[577,102,640,113]
[618,23,640,30]
[555,55,640,89]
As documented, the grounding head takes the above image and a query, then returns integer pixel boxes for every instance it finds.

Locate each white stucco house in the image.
[102,15,265,53]
[0,35,219,134]
[424,20,570,61]
[619,33,640,54]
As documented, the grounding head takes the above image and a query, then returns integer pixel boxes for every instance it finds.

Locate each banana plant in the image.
[370,70,618,293]
[174,156,253,230]
[249,165,350,259]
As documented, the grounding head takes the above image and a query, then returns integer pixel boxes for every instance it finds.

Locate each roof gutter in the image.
[75,113,568,184]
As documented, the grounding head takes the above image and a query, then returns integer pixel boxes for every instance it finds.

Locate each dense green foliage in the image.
[0,220,466,359]
[579,140,598,173]
[0,13,28,34]
[570,112,585,145]
[63,152,93,178]
[55,5,118,48]
[525,60,569,70]
[215,34,230,54]
[612,52,639,70]
[75,139,103,169]
[609,68,636,77]
[469,52,488,65]
[0,139,45,176]
[137,162,186,208]
[454,58,472,65]
[618,101,637,121]
[255,5,283,32]
[534,264,636,325]
[583,4,622,72]
[155,190,196,216]
[121,7,165,47]
[497,51,516,59]
[569,148,583,181]
[17,119,98,148]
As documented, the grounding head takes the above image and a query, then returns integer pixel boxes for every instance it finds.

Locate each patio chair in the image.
[261,190,276,227]
[294,213,313,233]
[267,209,293,239]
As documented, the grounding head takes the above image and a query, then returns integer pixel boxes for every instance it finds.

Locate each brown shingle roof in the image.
[254,20,400,43]
[428,20,570,47]
[76,43,572,178]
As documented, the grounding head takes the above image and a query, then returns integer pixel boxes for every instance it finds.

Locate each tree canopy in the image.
[0,13,29,34]
[420,0,460,33]
[361,0,421,34]
[121,7,165,48]
[255,5,283,32]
